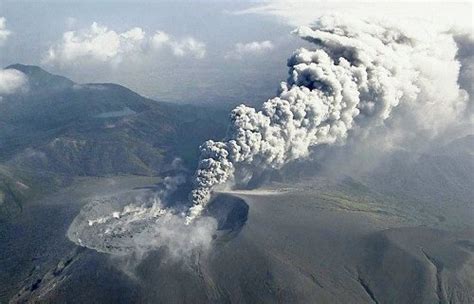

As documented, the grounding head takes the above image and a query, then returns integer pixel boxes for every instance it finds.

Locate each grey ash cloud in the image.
[186,15,471,222]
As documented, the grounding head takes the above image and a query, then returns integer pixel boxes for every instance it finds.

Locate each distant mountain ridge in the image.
[6,64,74,93]
[0,64,228,216]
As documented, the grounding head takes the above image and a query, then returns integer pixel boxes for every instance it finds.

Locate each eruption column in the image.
[186,15,467,223]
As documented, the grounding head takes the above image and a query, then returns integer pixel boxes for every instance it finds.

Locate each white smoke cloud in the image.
[0,17,11,45]
[0,69,28,96]
[44,22,206,66]
[68,159,217,261]
[225,40,274,59]
[452,32,474,121]
[68,194,216,260]
[186,15,470,222]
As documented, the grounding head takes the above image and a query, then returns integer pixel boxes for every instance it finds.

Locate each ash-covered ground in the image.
[3,167,473,303]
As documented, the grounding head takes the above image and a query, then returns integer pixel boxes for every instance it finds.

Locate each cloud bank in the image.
[151,31,206,59]
[226,40,274,59]
[235,1,473,31]
[186,15,470,222]
[44,22,206,67]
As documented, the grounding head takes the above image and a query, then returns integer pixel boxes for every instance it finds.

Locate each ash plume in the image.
[186,15,469,222]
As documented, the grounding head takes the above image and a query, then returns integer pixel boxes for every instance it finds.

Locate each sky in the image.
[0,0,472,105]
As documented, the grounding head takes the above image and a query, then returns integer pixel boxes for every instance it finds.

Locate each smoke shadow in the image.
[205,194,249,240]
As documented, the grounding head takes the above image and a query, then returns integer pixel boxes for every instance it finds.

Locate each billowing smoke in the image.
[187,15,469,222]
[68,159,217,260]
[452,32,474,120]
[68,194,216,259]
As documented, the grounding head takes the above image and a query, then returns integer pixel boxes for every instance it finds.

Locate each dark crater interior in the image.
[205,194,249,232]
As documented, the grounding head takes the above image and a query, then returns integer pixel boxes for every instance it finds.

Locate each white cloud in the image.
[44,22,145,66]
[225,40,274,59]
[150,30,171,48]
[150,31,206,59]
[235,1,473,31]
[171,37,206,58]
[0,17,11,45]
[0,69,28,96]
[44,22,206,67]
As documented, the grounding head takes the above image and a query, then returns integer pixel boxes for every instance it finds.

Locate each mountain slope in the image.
[0,64,228,214]
[366,135,474,204]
